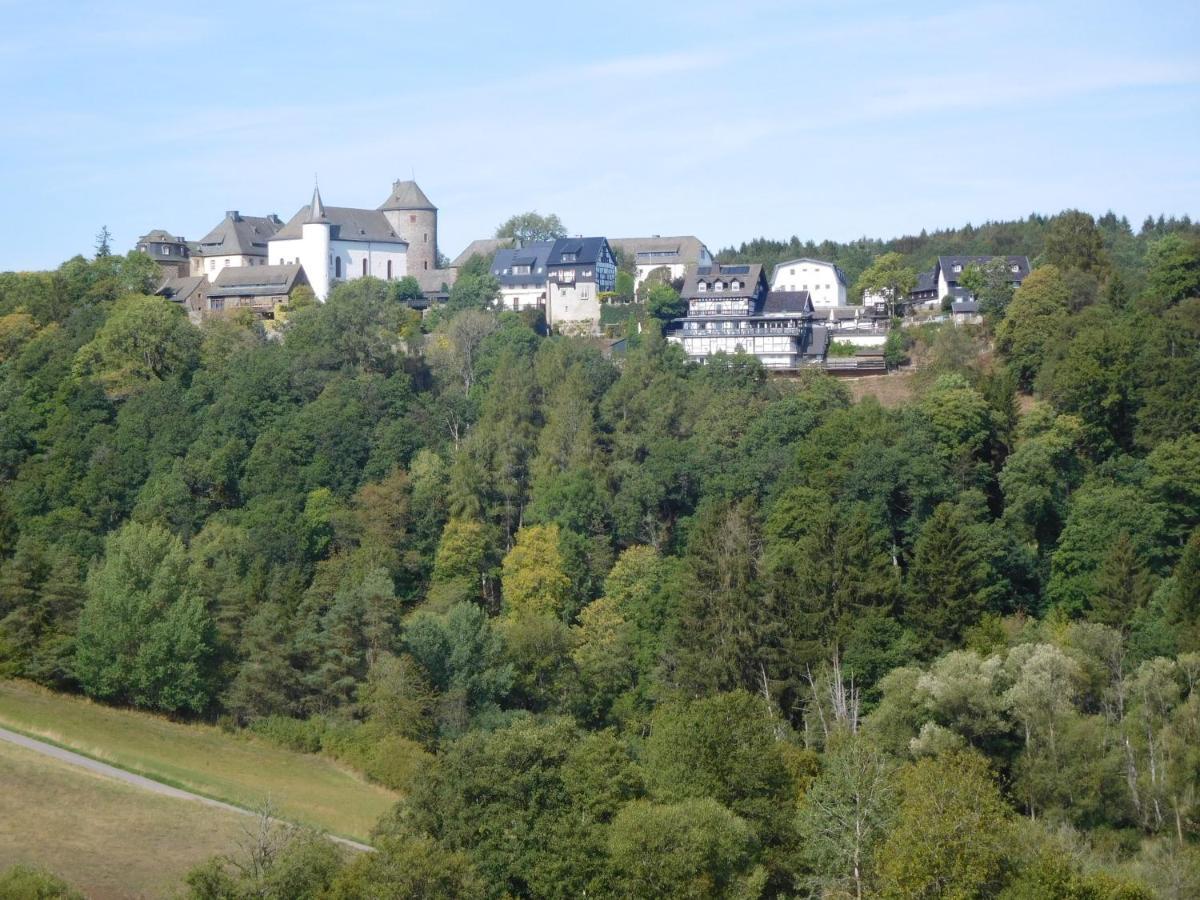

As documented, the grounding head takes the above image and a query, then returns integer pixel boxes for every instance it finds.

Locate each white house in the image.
[190,211,283,279]
[268,185,409,301]
[770,258,848,308]
[545,237,617,333]
[666,263,828,369]
[490,241,555,312]
[608,236,712,289]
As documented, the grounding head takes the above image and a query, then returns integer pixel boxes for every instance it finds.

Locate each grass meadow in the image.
[0,680,397,843]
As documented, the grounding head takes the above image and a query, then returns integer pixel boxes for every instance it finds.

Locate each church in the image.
[268,180,440,300]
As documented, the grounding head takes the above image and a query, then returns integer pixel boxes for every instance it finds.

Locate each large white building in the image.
[666,263,828,369]
[769,257,848,308]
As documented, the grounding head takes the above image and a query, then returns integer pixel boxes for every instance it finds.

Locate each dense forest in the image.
[2,209,1200,898]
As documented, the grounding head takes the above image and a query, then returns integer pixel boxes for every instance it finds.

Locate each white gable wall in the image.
[771,260,846,307]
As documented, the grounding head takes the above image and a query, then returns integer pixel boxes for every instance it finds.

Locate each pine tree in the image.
[1089,531,1154,628]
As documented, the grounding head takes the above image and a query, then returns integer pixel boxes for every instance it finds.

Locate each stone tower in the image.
[379,180,438,275]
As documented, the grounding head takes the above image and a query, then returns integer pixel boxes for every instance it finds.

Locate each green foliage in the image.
[73,293,200,397]
[494,211,567,244]
[856,252,917,316]
[74,521,214,713]
[608,799,759,899]
[874,751,1011,899]
[500,523,571,619]
[995,264,1070,387]
[0,864,84,899]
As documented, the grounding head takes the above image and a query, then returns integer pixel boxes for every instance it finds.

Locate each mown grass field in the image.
[0,680,397,842]
[0,738,249,899]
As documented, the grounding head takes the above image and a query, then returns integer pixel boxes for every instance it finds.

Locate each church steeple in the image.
[308,180,329,223]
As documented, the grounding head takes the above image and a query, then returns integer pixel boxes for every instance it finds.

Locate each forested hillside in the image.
[2,210,1200,898]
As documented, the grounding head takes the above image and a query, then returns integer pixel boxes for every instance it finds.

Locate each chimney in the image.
[225,210,241,221]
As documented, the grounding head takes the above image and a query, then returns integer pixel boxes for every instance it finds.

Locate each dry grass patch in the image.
[0,680,397,842]
[845,370,919,408]
[0,738,247,899]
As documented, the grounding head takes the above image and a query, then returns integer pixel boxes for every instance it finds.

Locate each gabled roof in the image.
[681,263,768,300]
[139,229,185,244]
[760,290,814,317]
[546,236,613,267]
[951,299,980,314]
[208,263,306,298]
[491,241,555,286]
[609,235,709,264]
[271,205,408,244]
[156,275,206,305]
[937,255,1031,281]
[771,257,848,287]
[378,180,436,211]
[913,269,938,293]
[450,238,509,269]
[194,212,283,258]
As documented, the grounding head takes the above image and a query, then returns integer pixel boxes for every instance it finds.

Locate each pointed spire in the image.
[308,176,329,223]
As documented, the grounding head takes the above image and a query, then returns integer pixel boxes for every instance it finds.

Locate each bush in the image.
[320,721,433,791]
[0,864,83,899]
[248,715,327,754]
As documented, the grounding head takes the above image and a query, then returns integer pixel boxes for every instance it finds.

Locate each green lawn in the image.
[0,680,396,843]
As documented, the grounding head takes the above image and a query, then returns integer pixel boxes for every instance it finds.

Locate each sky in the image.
[1,0,1198,270]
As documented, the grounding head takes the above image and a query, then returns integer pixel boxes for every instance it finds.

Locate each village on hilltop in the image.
[139,178,1030,374]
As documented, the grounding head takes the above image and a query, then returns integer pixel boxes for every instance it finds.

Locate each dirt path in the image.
[0,725,373,853]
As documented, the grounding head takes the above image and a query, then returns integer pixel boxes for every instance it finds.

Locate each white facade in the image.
[498,285,546,312]
[192,254,263,279]
[771,259,846,307]
[672,329,808,370]
[268,234,408,302]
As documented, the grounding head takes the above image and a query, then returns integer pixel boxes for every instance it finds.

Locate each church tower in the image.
[301,183,332,300]
[379,180,437,275]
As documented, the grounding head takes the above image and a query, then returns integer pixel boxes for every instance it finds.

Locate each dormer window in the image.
[731,279,741,290]
[715,280,725,291]
[514,264,531,275]
[1010,264,1020,273]
[562,252,577,263]
[698,281,707,292]
[952,264,962,273]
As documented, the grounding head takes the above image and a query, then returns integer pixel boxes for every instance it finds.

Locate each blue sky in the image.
[1,0,1198,270]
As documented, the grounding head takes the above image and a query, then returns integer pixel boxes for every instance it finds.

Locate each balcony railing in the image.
[672,325,810,337]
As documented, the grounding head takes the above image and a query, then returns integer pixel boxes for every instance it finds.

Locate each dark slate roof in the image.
[913,269,937,294]
[609,235,709,264]
[450,238,509,268]
[378,180,436,211]
[208,264,306,298]
[951,300,980,314]
[194,212,283,258]
[272,205,408,244]
[771,257,849,287]
[760,290,814,317]
[681,262,768,300]
[546,236,613,267]
[491,241,555,286]
[139,229,185,244]
[155,275,206,305]
[805,325,829,357]
[937,255,1031,281]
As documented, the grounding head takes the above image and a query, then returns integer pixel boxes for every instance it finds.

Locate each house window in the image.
[335,257,342,278]
[362,258,368,277]
[410,215,417,223]
[562,253,577,263]
[715,281,725,291]
[790,268,795,275]
[387,260,393,279]
[423,261,428,270]
[1011,264,1020,273]
[424,233,428,243]
[952,264,962,273]
[731,280,741,290]
[209,259,216,270]
[161,246,170,255]
[698,281,707,292]
[223,258,230,267]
